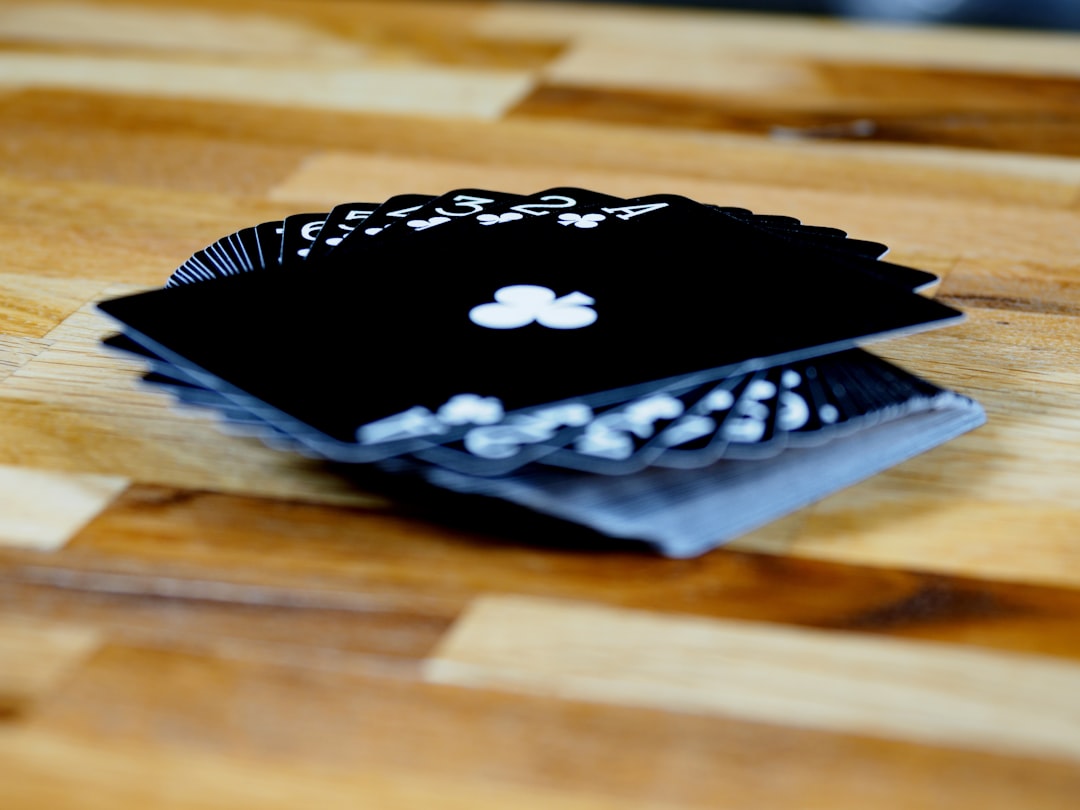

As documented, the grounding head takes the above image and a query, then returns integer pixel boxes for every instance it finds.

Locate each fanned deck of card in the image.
[99,188,985,557]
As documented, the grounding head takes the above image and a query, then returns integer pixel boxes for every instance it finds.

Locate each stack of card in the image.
[99,188,985,557]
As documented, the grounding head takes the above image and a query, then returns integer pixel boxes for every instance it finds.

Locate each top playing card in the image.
[99,195,962,461]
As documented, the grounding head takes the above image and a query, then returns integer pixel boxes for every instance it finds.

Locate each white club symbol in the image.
[407,216,450,231]
[469,285,597,330]
[558,213,605,229]
[477,212,524,225]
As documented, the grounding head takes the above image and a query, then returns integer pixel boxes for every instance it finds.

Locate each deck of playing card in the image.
[99,188,985,557]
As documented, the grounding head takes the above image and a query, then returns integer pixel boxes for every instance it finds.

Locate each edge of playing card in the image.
[420,397,986,557]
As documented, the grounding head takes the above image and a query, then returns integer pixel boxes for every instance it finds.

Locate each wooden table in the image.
[2,1,1079,806]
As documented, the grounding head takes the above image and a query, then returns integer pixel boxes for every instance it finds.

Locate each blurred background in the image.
[580,0,1080,30]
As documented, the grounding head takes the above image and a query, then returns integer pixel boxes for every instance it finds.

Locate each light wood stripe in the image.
[267,145,1080,211]
[0,335,51,383]
[267,151,1080,261]
[25,642,1080,809]
[427,595,1080,761]
[0,2,365,60]
[0,464,128,551]
[0,174,292,285]
[0,52,534,120]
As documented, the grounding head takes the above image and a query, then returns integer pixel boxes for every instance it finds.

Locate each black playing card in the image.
[169,222,285,287]
[338,194,434,241]
[109,322,944,479]
[98,185,987,557]
[306,202,380,260]
[117,190,947,468]
[105,332,309,445]
[100,194,963,465]
[354,188,605,244]
[417,392,984,558]
[346,189,933,294]
[227,228,258,273]
[154,192,932,470]
[278,212,328,268]
[168,247,229,287]
[396,189,522,232]
[412,376,705,475]
[253,220,285,270]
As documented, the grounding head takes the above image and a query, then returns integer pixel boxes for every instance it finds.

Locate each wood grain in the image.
[0,617,100,716]
[0,727,654,810]
[479,3,1080,74]
[13,645,1080,810]
[428,595,1080,760]
[2,1,1080,807]
[0,464,127,551]
[23,484,1080,662]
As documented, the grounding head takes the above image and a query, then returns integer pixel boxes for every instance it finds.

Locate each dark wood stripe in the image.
[5,484,1074,662]
[510,68,1080,156]
[941,293,1080,316]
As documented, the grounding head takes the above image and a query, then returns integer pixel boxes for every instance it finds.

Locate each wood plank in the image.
[0,464,128,552]
[0,174,297,285]
[44,484,1080,662]
[938,256,1080,316]
[0,1,368,61]
[269,131,1080,210]
[0,273,110,338]
[0,335,51,382]
[0,728,642,810]
[0,51,534,120]
[0,125,309,196]
[0,575,456,667]
[0,616,100,715]
[540,41,1080,113]
[14,642,1080,810]
[514,81,1080,157]
[267,151,1080,282]
[479,2,1080,75]
[5,87,1075,209]
[0,0,561,71]
[427,595,1080,761]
